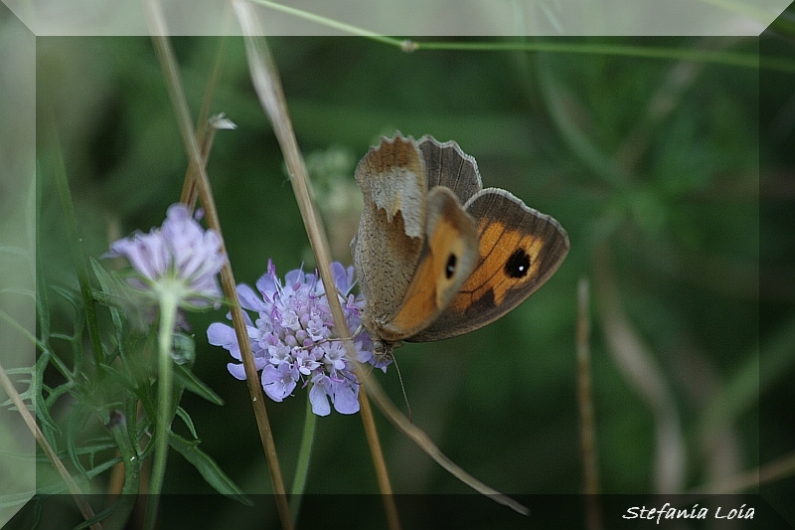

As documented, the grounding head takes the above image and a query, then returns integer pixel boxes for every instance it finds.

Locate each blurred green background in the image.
[25,24,794,528]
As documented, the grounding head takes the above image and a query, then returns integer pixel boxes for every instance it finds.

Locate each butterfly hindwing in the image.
[408,188,569,342]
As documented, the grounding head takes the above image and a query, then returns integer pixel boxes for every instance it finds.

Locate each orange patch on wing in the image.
[384,215,469,339]
[384,255,439,338]
[449,220,546,311]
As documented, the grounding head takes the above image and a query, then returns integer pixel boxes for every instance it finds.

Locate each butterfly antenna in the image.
[346,324,413,420]
[391,356,413,423]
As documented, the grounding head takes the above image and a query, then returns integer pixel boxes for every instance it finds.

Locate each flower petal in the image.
[332,380,359,415]
[309,379,331,417]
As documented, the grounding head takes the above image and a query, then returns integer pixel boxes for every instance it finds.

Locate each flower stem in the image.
[289,397,317,523]
[144,290,178,530]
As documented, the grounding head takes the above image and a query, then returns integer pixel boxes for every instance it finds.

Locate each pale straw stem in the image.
[141,0,292,528]
[233,3,400,528]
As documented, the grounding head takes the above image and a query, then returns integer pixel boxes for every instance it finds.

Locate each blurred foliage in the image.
[22,19,795,528]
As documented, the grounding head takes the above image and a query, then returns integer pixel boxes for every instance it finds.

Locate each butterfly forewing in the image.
[418,135,482,205]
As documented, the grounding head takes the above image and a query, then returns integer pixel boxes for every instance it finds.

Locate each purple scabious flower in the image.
[107,204,227,310]
[207,261,389,416]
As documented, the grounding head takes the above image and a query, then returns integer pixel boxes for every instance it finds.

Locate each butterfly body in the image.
[352,133,569,354]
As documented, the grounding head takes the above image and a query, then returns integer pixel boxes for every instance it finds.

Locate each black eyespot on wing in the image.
[505,249,530,278]
[445,253,457,279]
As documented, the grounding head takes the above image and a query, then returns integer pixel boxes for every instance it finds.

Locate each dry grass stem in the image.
[357,368,530,515]
[234,1,528,519]
[0,358,101,530]
[576,278,602,530]
[232,2,397,528]
[142,0,292,528]
[594,244,685,493]
[689,450,795,495]
[181,25,233,209]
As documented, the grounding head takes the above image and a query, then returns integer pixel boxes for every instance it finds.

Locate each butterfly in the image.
[352,133,569,355]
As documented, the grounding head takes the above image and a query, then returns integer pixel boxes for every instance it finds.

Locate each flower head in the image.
[207,261,389,416]
[107,203,227,311]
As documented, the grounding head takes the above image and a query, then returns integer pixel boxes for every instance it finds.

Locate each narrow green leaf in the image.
[173,363,224,406]
[90,257,124,332]
[34,351,60,435]
[175,406,199,439]
[36,244,51,345]
[168,432,251,504]
[73,502,117,530]
[103,411,141,528]
[65,405,90,477]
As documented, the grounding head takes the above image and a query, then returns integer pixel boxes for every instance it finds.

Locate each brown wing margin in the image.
[409,188,569,342]
[418,136,483,205]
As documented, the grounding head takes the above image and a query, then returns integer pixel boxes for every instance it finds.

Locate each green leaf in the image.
[90,257,124,332]
[36,263,51,344]
[34,351,60,436]
[73,502,117,530]
[175,406,199,439]
[168,432,251,504]
[65,404,90,477]
[173,363,224,406]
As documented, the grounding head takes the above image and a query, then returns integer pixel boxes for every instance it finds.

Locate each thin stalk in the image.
[357,368,529,515]
[358,385,397,510]
[143,290,177,530]
[289,397,317,523]
[142,1,292,528]
[415,41,765,70]
[0,307,54,363]
[180,115,235,210]
[689,450,795,495]
[594,244,685,493]
[233,3,398,528]
[249,1,795,73]
[250,0,399,46]
[180,18,232,210]
[577,278,599,495]
[235,2,531,518]
[697,0,781,29]
[576,278,602,530]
